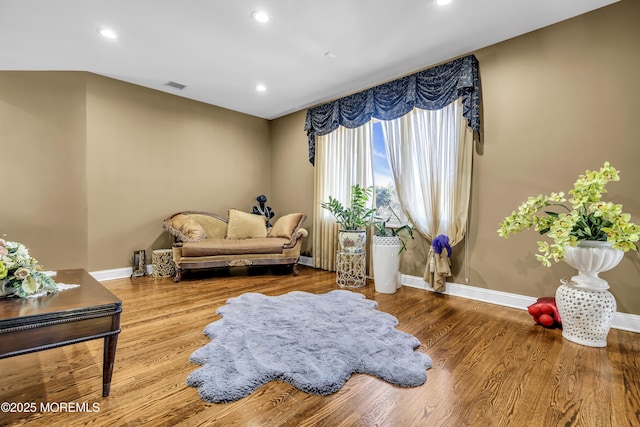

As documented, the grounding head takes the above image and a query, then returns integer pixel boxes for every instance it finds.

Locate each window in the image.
[372,120,406,227]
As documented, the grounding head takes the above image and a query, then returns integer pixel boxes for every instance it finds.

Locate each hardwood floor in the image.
[1,266,638,426]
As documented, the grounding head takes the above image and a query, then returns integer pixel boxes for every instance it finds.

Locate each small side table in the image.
[152,249,175,278]
[336,251,367,288]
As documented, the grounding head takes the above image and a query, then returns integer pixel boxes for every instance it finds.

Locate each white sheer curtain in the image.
[314,124,374,271]
[381,99,473,276]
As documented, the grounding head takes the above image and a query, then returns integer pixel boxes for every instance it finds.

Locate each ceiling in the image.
[0,0,618,120]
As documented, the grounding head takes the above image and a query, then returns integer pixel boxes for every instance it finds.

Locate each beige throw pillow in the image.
[226,209,267,239]
[163,214,208,242]
[268,213,306,239]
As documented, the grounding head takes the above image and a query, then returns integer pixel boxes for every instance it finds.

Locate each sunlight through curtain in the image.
[313,124,374,271]
[381,100,473,280]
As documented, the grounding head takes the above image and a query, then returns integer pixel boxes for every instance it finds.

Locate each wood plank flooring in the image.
[0,266,638,426]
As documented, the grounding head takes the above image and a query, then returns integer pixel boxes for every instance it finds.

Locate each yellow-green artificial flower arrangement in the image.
[498,162,639,267]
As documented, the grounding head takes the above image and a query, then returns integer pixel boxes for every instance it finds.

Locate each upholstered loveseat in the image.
[163,209,307,282]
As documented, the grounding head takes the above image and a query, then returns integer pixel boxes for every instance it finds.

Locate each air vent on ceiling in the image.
[165,81,186,90]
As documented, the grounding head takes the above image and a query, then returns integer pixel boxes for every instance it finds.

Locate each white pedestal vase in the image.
[372,236,402,294]
[555,241,623,347]
[563,241,624,289]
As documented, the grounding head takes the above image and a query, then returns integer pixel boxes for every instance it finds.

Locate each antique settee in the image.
[163,209,307,282]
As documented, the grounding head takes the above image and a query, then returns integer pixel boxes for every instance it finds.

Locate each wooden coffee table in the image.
[0,269,122,396]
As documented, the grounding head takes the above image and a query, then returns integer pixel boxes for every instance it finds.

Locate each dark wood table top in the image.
[0,269,121,328]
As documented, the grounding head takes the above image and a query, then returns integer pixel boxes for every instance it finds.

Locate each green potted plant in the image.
[372,207,414,294]
[321,184,376,253]
[373,210,414,253]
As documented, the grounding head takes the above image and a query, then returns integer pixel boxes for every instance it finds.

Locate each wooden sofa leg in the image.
[174,268,182,283]
[292,264,300,276]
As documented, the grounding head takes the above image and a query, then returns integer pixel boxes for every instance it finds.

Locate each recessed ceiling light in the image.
[97,27,118,39]
[251,10,270,23]
[436,0,452,5]
[256,84,267,92]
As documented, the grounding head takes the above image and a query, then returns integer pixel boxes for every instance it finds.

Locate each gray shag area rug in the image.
[186,290,432,403]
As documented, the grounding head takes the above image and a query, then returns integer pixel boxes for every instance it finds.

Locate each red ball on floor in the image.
[527,297,561,328]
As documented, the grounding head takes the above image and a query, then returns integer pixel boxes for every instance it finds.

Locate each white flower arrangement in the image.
[0,238,58,298]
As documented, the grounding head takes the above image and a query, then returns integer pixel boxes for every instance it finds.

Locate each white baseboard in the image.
[89,267,145,282]
[89,266,640,333]
[400,274,640,334]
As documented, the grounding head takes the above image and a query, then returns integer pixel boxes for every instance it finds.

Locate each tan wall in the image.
[1,72,271,271]
[0,72,88,270]
[467,0,640,314]
[85,75,271,270]
[268,109,315,256]
[270,0,640,314]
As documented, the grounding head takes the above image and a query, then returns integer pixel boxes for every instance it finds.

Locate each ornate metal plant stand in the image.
[336,251,367,288]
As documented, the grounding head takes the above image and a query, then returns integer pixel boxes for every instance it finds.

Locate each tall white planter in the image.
[556,241,623,347]
[372,236,401,294]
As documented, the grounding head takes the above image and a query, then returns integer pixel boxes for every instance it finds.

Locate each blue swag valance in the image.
[304,54,480,165]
